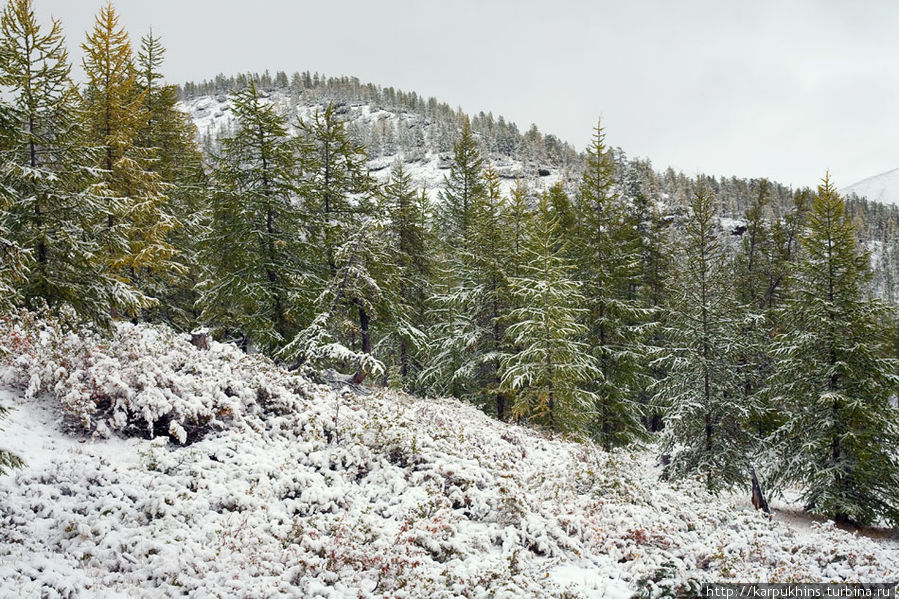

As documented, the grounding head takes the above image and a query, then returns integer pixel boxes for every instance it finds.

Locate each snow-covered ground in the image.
[0,320,896,598]
[182,92,566,204]
[841,166,899,207]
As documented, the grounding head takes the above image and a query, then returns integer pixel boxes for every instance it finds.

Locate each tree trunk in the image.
[350,303,371,384]
[750,466,771,518]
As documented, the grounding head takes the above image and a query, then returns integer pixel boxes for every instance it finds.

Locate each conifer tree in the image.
[507,179,532,283]
[573,120,648,449]
[0,401,22,474]
[652,180,756,490]
[501,190,598,433]
[297,102,373,281]
[280,218,387,383]
[734,180,774,309]
[378,162,432,390]
[420,120,490,399]
[420,139,512,412]
[436,117,484,245]
[732,180,777,437]
[470,167,513,417]
[764,188,811,312]
[135,29,206,326]
[198,81,302,352]
[296,102,375,351]
[620,161,669,431]
[0,0,130,322]
[81,3,180,312]
[0,101,28,311]
[769,174,899,525]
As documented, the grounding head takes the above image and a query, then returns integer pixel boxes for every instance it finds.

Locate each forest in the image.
[1,0,898,533]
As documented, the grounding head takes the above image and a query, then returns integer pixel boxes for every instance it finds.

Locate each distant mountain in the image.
[841,167,899,206]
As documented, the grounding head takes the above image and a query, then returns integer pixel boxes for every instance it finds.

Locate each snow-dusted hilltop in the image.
[180,90,569,203]
[841,167,899,206]
[0,316,897,597]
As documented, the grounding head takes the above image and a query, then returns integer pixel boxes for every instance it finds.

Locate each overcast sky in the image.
[33,0,899,188]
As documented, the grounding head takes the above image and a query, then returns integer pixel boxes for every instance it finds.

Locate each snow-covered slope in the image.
[841,167,899,206]
[181,91,566,202]
[0,319,896,598]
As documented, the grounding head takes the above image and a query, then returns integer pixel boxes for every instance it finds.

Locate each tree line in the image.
[1,0,897,526]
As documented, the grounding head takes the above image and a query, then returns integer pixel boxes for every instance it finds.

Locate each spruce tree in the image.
[198,80,302,352]
[573,120,648,449]
[501,190,598,433]
[0,0,129,322]
[81,3,180,313]
[652,180,756,490]
[769,174,899,525]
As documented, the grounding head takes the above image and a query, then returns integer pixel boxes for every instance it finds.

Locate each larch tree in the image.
[420,119,490,400]
[619,159,669,432]
[81,3,180,313]
[435,117,483,245]
[421,129,514,412]
[297,102,373,281]
[506,178,532,284]
[573,120,649,449]
[198,80,302,352]
[0,400,22,474]
[135,29,207,327]
[279,217,388,384]
[378,162,432,390]
[501,189,598,434]
[768,173,899,526]
[469,166,513,417]
[0,0,127,322]
[651,179,756,491]
[295,102,376,351]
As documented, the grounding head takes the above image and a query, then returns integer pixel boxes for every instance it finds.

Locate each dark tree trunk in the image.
[750,466,771,518]
[350,303,371,384]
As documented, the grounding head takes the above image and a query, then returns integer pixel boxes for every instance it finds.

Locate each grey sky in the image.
[34,0,899,188]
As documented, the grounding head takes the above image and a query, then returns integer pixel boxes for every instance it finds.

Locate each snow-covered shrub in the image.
[0,310,318,443]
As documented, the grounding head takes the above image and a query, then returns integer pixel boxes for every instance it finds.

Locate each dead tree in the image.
[750,465,771,518]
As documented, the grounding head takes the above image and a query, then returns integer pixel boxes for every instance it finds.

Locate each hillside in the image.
[182,89,568,204]
[842,167,899,207]
[0,317,897,598]
[178,74,899,304]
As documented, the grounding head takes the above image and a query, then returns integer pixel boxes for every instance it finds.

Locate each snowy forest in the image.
[1,1,898,597]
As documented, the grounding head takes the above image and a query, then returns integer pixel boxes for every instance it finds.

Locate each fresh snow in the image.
[180,91,566,203]
[0,322,897,598]
[841,166,899,207]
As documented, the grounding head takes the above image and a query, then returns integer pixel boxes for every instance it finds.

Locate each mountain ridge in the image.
[841,166,899,207]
